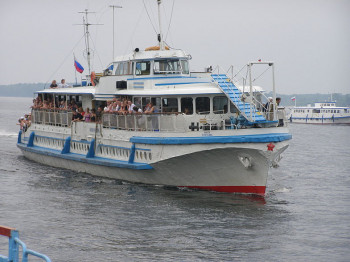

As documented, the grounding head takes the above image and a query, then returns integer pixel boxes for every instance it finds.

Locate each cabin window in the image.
[154,59,182,74]
[115,61,132,75]
[196,97,210,115]
[135,61,151,75]
[134,97,142,108]
[181,97,193,115]
[313,109,320,113]
[162,98,178,113]
[230,101,238,113]
[181,60,189,74]
[213,96,228,114]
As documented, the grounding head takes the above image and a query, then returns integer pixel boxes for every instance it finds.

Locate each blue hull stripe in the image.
[17,143,153,170]
[130,133,292,145]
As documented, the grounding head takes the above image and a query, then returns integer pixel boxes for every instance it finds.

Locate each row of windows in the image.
[114,59,189,76]
[295,109,344,114]
[132,96,237,115]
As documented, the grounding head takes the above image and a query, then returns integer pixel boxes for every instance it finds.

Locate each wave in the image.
[0,130,18,137]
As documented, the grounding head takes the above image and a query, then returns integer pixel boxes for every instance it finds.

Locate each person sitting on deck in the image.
[50,80,58,88]
[58,79,69,88]
[72,109,83,122]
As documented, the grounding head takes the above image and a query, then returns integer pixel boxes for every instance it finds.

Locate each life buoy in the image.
[91,71,96,86]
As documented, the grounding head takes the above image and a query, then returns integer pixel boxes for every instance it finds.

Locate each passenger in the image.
[50,80,58,88]
[111,102,119,112]
[70,100,78,111]
[59,101,66,110]
[96,106,104,123]
[183,108,190,115]
[133,106,143,114]
[267,97,274,121]
[42,101,50,109]
[104,101,112,112]
[263,97,273,112]
[78,107,85,116]
[90,109,96,122]
[276,97,281,106]
[118,102,128,114]
[72,109,83,122]
[127,100,136,113]
[84,108,91,122]
[58,79,69,88]
[144,103,155,114]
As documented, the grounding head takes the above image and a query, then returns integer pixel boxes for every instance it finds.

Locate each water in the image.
[1,96,350,261]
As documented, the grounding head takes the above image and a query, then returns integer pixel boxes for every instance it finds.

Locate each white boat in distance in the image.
[289,102,350,125]
[17,1,292,196]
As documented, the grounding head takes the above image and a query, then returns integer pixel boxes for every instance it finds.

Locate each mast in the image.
[77,9,102,76]
[109,5,122,60]
[157,0,165,50]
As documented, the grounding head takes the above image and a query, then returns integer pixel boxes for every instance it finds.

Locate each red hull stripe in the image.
[183,186,266,195]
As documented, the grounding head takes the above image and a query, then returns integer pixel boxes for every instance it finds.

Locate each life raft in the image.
[145,45,170,51]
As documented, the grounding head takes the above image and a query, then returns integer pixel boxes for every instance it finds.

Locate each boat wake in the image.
[0,130,18,137]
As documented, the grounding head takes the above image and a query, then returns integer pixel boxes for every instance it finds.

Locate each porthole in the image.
[136,151,139,159]
[140,151,143,159]
[149,152,152,160]
[144,152,147,160]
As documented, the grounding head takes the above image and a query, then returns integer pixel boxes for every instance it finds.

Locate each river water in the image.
[0,97,349,261]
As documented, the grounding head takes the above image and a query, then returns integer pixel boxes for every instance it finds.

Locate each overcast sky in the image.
[1,0,349,94]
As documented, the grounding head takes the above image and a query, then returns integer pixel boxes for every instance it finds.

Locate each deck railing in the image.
[0,226,51,262]
[101,113,189,132]
[30,109,284,132]
[32,109,73,127]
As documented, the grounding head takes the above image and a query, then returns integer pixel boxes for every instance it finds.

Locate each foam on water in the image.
[0,129,18,137]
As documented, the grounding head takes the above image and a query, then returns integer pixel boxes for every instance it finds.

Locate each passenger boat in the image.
[17,1,292,195]
[289,101,350,125]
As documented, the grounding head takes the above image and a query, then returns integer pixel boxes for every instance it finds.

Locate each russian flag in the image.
[74,59,84,74]
[291,96,296,101]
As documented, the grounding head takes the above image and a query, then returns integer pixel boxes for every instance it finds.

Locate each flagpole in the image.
[74,53,77,86]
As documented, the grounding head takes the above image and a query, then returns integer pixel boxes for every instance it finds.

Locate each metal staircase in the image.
[211,74,267,123]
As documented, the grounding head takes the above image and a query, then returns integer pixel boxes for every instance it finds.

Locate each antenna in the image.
[157,0,165,50]
[110,5,122,61]
[75,9,103,75]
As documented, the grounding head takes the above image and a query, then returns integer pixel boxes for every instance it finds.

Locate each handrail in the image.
[0,225,51,262]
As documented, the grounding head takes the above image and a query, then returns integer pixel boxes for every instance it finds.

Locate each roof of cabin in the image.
[113,49,190,62]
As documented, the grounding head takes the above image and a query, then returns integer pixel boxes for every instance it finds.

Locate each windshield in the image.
[154,59,189,74]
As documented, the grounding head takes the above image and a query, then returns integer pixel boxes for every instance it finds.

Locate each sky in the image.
[0,0,349,94]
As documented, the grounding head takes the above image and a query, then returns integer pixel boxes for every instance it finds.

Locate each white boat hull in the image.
[17,129,289,195]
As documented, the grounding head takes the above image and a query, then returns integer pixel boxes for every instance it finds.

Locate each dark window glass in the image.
[195,97,210,114]
[162,98,178,113]
[181,97,193,115]
[213,96,228,114]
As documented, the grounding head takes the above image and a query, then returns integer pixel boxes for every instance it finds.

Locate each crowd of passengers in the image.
[31,96,161,123]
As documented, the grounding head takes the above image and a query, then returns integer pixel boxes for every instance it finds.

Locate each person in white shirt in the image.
[127,100,135,113]
[58,79,69,88]
[132,106,143,114]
